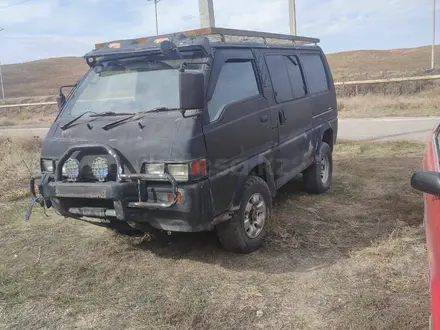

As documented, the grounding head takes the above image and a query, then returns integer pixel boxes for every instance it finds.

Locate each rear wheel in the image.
[303,142,333,194]
[216,176,272,254]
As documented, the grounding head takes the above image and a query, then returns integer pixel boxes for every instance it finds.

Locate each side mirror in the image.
[411,170,440,196]
[179,71,205,110]
[57,84,78,111]
[56,92,66,111]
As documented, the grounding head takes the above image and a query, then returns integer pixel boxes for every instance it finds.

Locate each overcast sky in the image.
[0,0,438,64]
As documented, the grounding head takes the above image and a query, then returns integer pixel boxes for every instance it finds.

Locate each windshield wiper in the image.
[99,108,180,130]
[145,107,180,113]
[90,111,135,117]
[101,113,136,130]
[61,111,135,131]
[61,110,98,130]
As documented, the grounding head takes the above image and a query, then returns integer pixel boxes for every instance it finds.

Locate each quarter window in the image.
[207,61,260,122]
[287,56,307,99]
[300,54,329,94]
[265,55,293,103]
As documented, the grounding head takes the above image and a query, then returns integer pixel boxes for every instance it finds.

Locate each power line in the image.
[0,0,34,9]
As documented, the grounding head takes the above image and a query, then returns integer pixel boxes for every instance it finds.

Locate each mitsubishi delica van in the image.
[27,28,338,254]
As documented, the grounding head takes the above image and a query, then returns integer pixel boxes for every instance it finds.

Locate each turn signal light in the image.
[191,159,207,177]
[168,192,182,203]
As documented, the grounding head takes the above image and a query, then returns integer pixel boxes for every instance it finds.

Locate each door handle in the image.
[260,115,269,123]
[279,110,287,125]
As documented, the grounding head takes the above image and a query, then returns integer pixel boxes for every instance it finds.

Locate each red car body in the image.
[411,123,440,330]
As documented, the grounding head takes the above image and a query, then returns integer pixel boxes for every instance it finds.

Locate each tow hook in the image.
[24,173,52,222]
[24,195,46,222]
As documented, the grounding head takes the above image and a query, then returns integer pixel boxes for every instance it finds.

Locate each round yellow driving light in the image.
[92,157,109,182]
[63,158,80,181]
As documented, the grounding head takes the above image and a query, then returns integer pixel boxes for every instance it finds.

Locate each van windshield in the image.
[60,57,205,117]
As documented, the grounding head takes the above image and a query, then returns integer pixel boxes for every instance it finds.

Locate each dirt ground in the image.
[0,138,430,329]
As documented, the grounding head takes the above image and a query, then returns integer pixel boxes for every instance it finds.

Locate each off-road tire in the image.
[216,176,272,254]
[303,142,333,194]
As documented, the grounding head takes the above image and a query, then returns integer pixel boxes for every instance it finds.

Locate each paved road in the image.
[338,117,440,142]
[1,117,439,142]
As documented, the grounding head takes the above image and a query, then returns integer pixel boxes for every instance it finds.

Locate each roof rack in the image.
[94,27,319,50]
[182,27,320,46]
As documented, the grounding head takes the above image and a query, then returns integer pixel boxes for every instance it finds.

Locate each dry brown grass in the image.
[2,57,87,98]
[327,45,440,81]
[0,139,429,329]
[0,137,42,201]
[0,96,57,127]
[338,88,440,118]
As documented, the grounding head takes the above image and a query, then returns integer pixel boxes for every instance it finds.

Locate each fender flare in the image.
[313,122,335,162]
[228,153,276,212]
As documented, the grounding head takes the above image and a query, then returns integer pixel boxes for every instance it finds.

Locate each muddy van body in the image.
[28,28,338,253]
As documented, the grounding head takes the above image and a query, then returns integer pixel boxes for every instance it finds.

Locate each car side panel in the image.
[203,48,277,215]
[423,127,440,330]
[258,48,314,188]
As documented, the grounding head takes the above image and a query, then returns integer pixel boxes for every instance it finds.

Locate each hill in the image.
[327,45,440,81]
[1,45,440,98]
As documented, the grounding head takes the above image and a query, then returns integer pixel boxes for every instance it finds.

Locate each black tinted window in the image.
[265,55,293,103]
[286,56,307,99]
[300,54,329,94]
[208,61,260,122]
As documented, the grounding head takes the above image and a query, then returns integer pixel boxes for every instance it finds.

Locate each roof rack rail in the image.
[182,27,320,46]
[93,27,320,50]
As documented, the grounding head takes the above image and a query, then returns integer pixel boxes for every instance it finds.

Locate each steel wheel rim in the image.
[320,154,329,184]
[243,193,267,239]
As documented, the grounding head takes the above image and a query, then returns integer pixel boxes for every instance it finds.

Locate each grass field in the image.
[0,138,429,329]
[338,88,440,118]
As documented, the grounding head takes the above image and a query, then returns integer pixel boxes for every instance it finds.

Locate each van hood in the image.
[41,112,206,173]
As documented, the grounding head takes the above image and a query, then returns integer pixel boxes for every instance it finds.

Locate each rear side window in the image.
[265,55,307,103]
[300,54,329,94]
[208,61,260,122]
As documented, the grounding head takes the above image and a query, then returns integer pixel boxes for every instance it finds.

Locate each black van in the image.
[27,28,338,254]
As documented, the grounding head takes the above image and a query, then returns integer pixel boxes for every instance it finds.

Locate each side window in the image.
[300,53,329,94]
[265,55,293,103]
[207,61,260,122]
[286,56,307,99]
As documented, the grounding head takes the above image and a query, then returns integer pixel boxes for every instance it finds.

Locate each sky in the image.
[0,0,438,64]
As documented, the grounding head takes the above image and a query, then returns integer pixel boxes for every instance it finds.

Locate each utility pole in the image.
[289,0,297,35]
[0,27,4,102]
[147,0,161,35]
[199,0,215,28]
[432,0,436,69]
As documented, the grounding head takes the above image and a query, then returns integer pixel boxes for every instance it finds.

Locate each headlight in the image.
[41,159,54,172]
[168,164,189,182]
[144,163,165,175]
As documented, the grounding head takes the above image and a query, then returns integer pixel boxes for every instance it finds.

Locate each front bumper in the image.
[45,179,215,232]
[31,143,216,232]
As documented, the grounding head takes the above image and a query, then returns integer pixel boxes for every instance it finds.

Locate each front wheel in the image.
[303,142,333,194]
[216,176,272,254]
